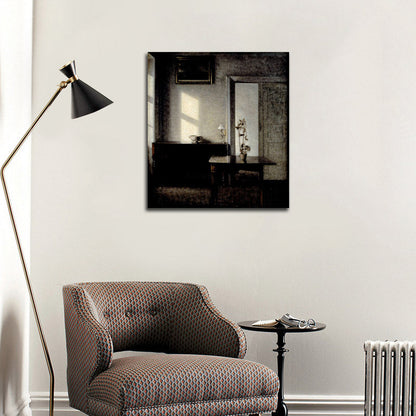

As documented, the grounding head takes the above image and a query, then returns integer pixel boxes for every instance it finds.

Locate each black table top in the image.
[153,141,228,146]
[238,320,326,334]
[209,155,276,165]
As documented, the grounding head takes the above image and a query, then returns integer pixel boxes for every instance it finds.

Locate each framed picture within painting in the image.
[175,55,214,84]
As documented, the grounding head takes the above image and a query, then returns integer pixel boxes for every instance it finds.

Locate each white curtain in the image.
[0,1,33,415]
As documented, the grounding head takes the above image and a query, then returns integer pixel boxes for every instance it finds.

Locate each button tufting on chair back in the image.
[80,281,175,352]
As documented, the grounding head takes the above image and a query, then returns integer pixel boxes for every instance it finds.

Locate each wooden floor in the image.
[148,180,288,209]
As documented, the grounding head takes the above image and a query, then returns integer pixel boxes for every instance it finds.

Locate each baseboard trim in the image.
[30,392,80,415]
[284,395,363,415]
[30,392,364,416]
[2,395,31,416]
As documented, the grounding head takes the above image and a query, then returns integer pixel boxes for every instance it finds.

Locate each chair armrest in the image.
[63,285,113,414]
[169,284,247,359]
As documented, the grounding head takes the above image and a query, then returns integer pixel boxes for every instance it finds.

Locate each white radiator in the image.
[364,341,416,416]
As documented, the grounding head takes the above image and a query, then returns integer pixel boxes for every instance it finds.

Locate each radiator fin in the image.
[364,341,416,416]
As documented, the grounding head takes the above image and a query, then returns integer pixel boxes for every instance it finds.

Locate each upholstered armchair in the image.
[63,282,279,416]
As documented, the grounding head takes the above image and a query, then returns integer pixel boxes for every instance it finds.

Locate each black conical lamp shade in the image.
[60,60,113,119]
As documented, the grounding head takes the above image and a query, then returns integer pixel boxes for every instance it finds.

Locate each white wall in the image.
[0,1,33,415]
[31,0,416,413]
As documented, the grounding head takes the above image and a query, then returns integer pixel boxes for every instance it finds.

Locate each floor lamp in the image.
[0,60,113,416]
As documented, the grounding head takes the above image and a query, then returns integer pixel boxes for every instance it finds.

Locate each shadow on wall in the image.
[0,308,25,415]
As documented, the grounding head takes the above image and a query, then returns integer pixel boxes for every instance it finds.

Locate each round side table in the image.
[239,321,326,416]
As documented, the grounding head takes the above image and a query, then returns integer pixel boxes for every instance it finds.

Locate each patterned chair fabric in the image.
[63,282,279,416]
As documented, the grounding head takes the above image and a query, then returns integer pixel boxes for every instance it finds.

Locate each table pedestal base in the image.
[272,401,288,416]
[273,331,288,416]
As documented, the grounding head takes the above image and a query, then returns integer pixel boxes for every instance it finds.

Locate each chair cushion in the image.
[87,353,279,416]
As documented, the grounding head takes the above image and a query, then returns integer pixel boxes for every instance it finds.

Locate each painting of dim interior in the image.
[147,52,289,208]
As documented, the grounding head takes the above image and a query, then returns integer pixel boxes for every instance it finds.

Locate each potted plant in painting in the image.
[236,118,251,162]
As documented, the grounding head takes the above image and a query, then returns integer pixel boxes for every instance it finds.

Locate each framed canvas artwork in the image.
[147,52,289,209]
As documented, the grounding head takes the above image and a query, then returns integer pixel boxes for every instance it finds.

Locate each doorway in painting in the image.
[227,76,288,181]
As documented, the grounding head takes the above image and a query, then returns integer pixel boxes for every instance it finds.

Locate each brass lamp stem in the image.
[1,82,68,416]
